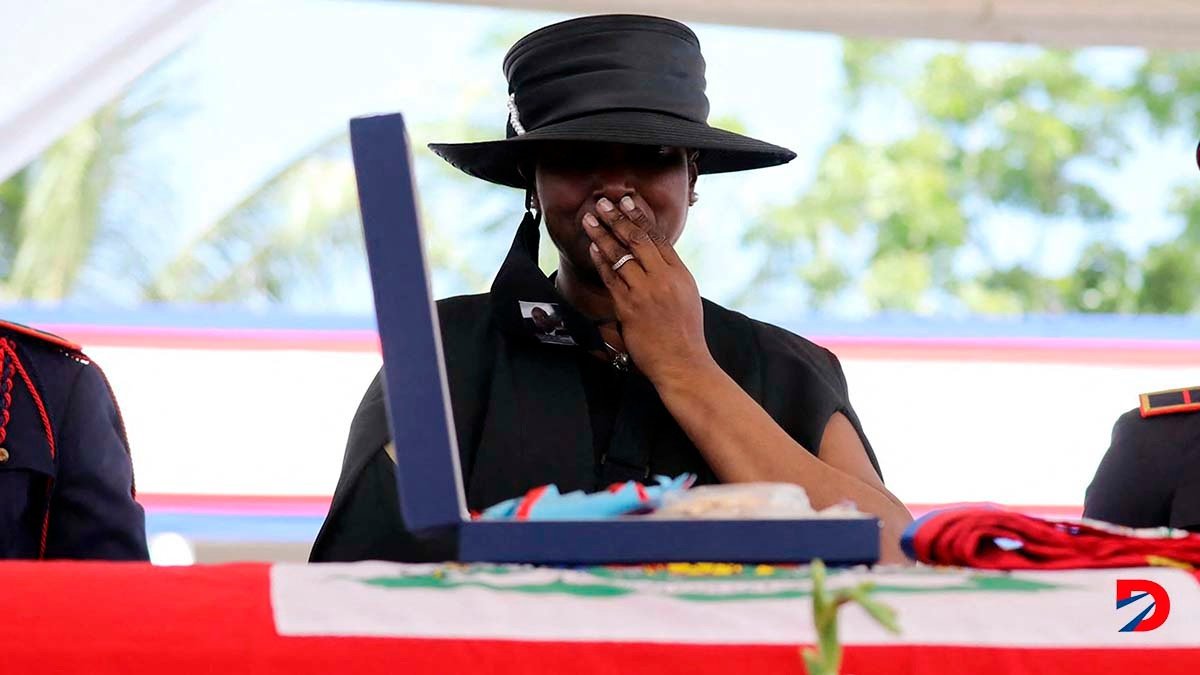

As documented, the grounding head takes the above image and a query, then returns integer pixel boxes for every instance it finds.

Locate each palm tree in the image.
[142,133,362,304]
[140,122,520,305]
[1,103,521,307]
[0,101,153,301]
[0,22,540,306]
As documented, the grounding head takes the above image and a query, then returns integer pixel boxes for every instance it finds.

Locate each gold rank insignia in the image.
[1139,386,1200,418]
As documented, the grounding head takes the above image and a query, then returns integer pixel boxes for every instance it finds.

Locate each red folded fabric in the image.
[903,507,1200,569]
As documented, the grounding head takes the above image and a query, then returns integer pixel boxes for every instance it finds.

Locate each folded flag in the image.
[477,474,696,521]
[902,506,1200,569]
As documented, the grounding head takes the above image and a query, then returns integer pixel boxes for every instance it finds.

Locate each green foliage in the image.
[1130,53,1200,132]
[0,68,514,305]
[142,134,352,302]
[7,32,1200,315]
[750,40,1200,315]
[0,102,146,301]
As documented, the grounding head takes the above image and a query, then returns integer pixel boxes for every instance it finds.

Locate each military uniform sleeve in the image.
[1083,409,1180,528]
[1172,471,1200,531]
[44,363,148,560]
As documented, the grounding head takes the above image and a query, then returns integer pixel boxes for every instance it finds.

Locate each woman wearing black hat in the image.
[312,15,913,563]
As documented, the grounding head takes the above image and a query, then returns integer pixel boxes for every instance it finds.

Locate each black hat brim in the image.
[428,110,796,189]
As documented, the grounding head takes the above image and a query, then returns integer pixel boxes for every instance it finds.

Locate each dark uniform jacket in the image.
[0,321,147,560]
[310,215,882,562]
[1084,388,1200,532]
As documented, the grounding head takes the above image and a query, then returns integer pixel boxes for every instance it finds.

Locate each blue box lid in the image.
[350,112,468,532]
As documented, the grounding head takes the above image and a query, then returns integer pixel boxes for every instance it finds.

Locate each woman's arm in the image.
[584,194,913,564]
[653,360,913,563]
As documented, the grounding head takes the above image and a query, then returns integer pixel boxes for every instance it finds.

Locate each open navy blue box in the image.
[350,112,880,566]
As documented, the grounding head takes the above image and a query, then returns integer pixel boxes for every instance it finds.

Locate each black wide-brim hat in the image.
[429,14,797,189]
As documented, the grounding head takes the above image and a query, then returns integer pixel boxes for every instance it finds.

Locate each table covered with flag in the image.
[2,560,1198,674]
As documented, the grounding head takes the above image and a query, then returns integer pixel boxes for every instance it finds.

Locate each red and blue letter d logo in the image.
[1117,579,1171,632]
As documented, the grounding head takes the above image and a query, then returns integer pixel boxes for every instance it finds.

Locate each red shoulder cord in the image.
[0,338,57,559]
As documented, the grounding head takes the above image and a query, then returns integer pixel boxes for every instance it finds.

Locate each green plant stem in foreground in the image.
[802,560,901,675]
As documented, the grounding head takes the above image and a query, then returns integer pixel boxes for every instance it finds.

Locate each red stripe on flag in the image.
[1,562,1199,674]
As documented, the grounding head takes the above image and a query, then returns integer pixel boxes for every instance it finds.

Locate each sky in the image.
[109,0,1199,320]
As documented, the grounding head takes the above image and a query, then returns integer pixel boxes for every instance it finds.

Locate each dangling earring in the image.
[526,189,541,221]
[687,150,701,207]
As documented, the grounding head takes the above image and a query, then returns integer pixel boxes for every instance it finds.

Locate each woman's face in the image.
[533,142,696,284]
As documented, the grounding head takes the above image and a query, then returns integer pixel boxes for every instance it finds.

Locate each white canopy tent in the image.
[0,0,217,182]
[449,0,1200,50]
[1,0,1197,182]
